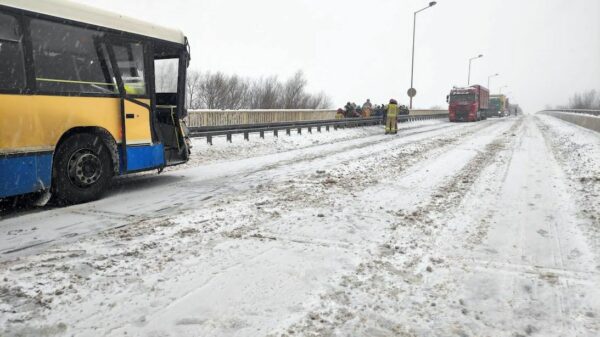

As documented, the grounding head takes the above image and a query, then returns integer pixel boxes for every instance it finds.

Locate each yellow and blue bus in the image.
[0,0,190,204]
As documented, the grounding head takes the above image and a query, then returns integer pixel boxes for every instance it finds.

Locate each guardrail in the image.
[540,109,600,133]
[188,113,448,144]
[186,109,449,127]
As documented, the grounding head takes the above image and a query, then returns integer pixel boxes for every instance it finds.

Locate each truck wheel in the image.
[52,133,113,204]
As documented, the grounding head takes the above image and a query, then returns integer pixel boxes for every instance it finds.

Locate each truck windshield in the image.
[450,93,476,102]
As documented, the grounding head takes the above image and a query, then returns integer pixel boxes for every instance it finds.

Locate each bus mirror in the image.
[446,95,449,103]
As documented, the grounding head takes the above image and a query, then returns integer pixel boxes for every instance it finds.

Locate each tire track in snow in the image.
[114,119,514,337]
[0,121,489,261]
[369,115,599,337]
[268,118,524,336]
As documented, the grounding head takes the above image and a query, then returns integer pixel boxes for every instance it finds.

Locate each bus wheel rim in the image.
[67,150,103,188]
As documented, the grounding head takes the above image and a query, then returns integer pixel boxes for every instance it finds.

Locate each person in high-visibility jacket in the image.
[386,99,398,134]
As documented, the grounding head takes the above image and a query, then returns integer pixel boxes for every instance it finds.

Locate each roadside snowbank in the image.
[536,114,600,254]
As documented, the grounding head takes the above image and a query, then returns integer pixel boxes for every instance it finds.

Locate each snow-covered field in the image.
[1,115,599,337]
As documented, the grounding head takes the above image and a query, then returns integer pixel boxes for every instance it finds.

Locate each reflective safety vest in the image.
[124,83,145,95]
[387,103,398,117]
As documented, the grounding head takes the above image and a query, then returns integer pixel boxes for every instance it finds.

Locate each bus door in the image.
[152,43,190,166]
[107,38,165,173]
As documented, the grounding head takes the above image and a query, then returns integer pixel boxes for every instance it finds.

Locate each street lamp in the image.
[499,85,508,94]
[467,54,483,86]
[487,73,499,90]
[409,1,437,109]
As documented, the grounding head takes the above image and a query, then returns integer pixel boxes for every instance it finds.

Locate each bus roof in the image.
[1,0,186,45]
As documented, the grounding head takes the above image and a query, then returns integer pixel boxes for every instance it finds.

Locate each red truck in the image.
[447,85,490,122]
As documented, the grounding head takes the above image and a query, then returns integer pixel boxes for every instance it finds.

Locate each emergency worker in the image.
[386,99,398,134]
[362,99,372,117]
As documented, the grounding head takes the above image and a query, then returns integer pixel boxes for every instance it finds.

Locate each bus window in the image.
[30,19,117,95]
[0,13,25,90]
[113,42,147,96]
[154,58,178,93]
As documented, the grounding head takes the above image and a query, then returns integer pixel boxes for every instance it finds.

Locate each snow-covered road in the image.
[1,115,599,337]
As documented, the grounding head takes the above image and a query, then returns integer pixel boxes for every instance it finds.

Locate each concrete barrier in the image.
[186,109,337,127]
[543,111,600,133]
[410,109,448,116]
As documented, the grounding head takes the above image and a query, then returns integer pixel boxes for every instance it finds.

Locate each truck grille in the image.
[455,106,471,119]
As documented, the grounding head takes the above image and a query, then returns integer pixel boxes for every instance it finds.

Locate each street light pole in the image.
[499,85,508,94]
[409,1,437,109]
[467,54,483,86]
[487,73,499,90]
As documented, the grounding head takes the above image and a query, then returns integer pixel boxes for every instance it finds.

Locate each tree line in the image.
[554,89,600,110]
[156,63,332,110]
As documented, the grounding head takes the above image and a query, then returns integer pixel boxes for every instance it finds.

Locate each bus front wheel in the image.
[53,133,113,204]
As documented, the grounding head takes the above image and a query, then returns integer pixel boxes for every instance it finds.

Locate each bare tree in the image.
[249,76,282,109]
[569,90,600,109]
[186,69,332,110]
[282,71,308,109]
[199,72,227,109]
[186,70,202,109]
[224,75,250,109]
[304,91,332,109]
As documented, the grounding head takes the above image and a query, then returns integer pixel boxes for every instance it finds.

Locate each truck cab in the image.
[489,94,507,117]
[447,85,489,122]
[448,88,479,122]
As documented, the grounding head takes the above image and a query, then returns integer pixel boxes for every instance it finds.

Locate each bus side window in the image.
[113,42,147,96]
[0,13,26,90]
[30,19,117,95]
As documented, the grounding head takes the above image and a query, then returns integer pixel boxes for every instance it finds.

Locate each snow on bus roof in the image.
[1,0,186,45]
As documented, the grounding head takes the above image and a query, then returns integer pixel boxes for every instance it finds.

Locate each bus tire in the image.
[52,133,113,204]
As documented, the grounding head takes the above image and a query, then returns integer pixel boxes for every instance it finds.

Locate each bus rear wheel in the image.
[53,133,113,204]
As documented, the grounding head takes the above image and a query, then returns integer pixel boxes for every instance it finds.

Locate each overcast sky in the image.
[78,0,600,112]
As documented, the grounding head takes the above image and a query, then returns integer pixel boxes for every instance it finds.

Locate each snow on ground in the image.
[0,115,599,337]
[535,114,600,254]
[177,119,445,167]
